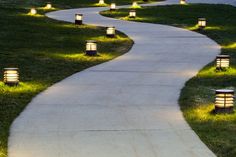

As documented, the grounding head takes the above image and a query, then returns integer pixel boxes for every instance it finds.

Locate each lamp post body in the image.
[86,40,97,56]
[110,3,116,11]
[45,3,52,9]
[129,10,136,18]
[75,14,83,25]
[4,68,19,86]
[215,89,234,113]
[106,26,116,38]
[198,18,206,29]
[30,8,37,15]
[216,55,230,70]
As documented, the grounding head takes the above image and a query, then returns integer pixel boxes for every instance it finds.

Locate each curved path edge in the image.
[9,0,236,157]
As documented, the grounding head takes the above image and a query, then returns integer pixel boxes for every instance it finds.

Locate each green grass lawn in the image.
[100,4,236,157]
[0,0,176,156]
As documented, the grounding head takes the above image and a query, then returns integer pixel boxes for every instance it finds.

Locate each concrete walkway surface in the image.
[8,0,235,157]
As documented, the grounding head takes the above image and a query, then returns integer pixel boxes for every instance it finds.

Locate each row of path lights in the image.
[7,1,234,114]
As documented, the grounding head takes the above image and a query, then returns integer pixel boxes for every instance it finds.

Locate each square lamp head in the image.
[216,55,230,70]
[180,0,186,5]
[215,89,234,113]
[110,3,116,11]
[129,10,136,18]
[4,68,19,86]
[45,2,52,9]
[99,0,105,5]
[86,40,97,56]
[106,26,116,38]
[198,18,206,29]
[75,14,83,25]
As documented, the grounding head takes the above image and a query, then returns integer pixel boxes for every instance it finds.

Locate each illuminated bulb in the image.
[180,0,186,5]
[45,3,52,9]
[4,68,19,86]
[30,8,37,15]
[110,3,116,11]
[106,26,116,38]
[75,14,83,25]
[129,10,136,18]
[99,0,105,5]
[216,55,230,70]
[215,89,234,113]
[198,18,206,29]
[86,40,97,56]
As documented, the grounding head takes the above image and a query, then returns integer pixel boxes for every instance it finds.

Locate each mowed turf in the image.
[100,4,236,157]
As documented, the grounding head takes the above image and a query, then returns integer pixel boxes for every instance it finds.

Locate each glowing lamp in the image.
[30,8,37,15]
[216,55,230,70]
[86,40,97,56]
[132,2,138,7]
[180,0,186,4]
[106,26,116,38]
[110,3,116,11]
[198,18,206,29]
[4,68,19,86]
[215,89,234,113]
[75,14,83,25]
[129,10,136,18]
[45,3,52,9]
[99,0,105,5]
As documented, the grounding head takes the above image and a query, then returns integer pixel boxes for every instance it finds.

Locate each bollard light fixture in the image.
[198,18,206,29]
[30,8,37,15]
[216,55,230,70]
[45,2,52,9]
[4,68,19,86]
[99,0,105,5]
[86,40,97,56]
[106,26,116,38]
[180,0,186,5]
[129,10,136,18]
[215,89,234,113]
[110,3,116,11]
[75,14,83,25]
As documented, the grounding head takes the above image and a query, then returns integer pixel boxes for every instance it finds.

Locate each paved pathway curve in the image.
[8,1,236,157]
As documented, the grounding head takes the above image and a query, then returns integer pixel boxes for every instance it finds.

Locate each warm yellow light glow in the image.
[132,2,138,7]
[223,43,236,49]
[110,3,116,10]
[215,89,234,113]
[129,10,136,18]
[216,55,230,69]
[86,40,97,55]
[4,68,19,86]
[30,8,37,15]
[99,0,105,5]
[106,26,116,37]
[45,3,52,9]
[198,18,206,28]
[180,0,186,4]
[75,14,83,25]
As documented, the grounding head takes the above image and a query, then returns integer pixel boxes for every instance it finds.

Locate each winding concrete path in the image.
[8,0,236,157]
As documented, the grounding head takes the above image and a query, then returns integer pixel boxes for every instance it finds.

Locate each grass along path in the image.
[100,4,236,157]
[0,0,167,156]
